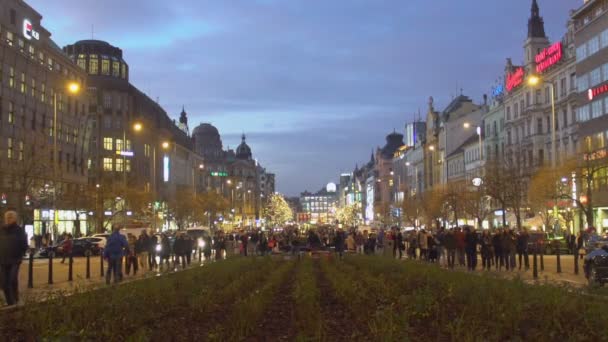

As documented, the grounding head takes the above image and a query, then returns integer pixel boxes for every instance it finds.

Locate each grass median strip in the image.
[293,257,322,341]
[0,257,275,340]
[340,256,608,341]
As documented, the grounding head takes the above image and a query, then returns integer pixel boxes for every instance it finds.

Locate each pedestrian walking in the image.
[60,234,73,264]
[173,234,186,269]
[215,232,226,260]
[241,233,248,256]
[104,226,128,285]
[0,210,28,306]
[137,230,149,271]
[334,229,346,259]
[464,227,478,271]
[125,233,138,276]
[516,229,530,270]
[394,228,403,259]
[148,233,158,269]
[159,234,171,270]
[436,227,446,266]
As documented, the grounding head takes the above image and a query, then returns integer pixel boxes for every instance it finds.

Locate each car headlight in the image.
[198,239,205,248]
[156,244,162,252]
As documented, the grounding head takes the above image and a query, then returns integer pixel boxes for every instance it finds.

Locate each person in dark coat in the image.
[148,233,158,269]
[464,227,478,271]
[173,234,186,269]
[492,229,503,270]
[516,229,530,270]
[104,225,128,284]
[334,229,346,259]
[444,229,456,269]
[159,234,171,270]
[394,229,404,259]
[203,234,212,260]
[480,230,493,270]
[0,210,28,305]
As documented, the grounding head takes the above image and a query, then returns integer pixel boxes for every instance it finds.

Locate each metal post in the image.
[68,253,73,281]
[574,249,579,275]
[86,250,91,279]
[198,247,202,262]
[28,251,34,288]
[100,253,104,277]
[556,242,562,273]
[48,252,54,284]
[533,245,538,279]
[53,92,58,243]
[540,247,545,271]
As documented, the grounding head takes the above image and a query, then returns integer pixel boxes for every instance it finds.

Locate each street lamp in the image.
[463,122,471,129]
[527,74,556,169]
[161,141,170,150]
[53,81,81,237]
[133,122,143,132]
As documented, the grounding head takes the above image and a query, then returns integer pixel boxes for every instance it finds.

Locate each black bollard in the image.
[48,252,54,284]
[100,253,104,277]
[86,250,91,279]
[574,248,579,275]
[540,246,544,271]
[533,245,538,279]
[198,248,202,262]
[28,250,34,288]
[556,243,562,273]
[68,253,73,281]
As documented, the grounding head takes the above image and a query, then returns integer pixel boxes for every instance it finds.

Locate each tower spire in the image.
[528,0,546,38]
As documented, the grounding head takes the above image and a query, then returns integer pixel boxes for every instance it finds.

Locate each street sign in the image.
[210,171,228,177]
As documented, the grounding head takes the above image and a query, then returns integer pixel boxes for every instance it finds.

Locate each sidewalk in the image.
[6,255,212,307]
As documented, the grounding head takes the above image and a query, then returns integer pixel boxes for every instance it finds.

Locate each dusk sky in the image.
[31,0,575,196]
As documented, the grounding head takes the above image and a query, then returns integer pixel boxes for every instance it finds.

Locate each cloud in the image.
[28,0,575,195]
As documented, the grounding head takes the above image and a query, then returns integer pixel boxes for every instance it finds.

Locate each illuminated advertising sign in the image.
[506,67,524,92]
[23,19,40,40]
[492,84,504,98]
[588,83,608,101]
[115,150,134,157]
[535,42,562,74]
[163,156,170,182]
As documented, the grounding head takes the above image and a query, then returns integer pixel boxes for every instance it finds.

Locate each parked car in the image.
[39,238,101,257]
[90,234,109,249]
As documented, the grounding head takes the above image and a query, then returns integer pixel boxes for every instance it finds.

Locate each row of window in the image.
[505,75,575,121]
[2,27,84,85]
[577,62,608,90]
[577,26,608,62]
[577,97,608,122]
[102,157,131,172]
[506,108,575,145]
[102,137,132,152]
[0,98,80,144]
[75,54,127,79]
[485,118,505,138]
[5,137,84,174]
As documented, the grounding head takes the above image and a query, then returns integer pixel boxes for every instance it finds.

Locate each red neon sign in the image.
[588,83,608,101]
[535,42,563,74]
[506,67,525,92]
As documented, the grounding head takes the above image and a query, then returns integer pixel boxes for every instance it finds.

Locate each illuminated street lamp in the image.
[428,145,435,151]
[528,74,556,168]
[133,122,143,132]
[53,81,81,234]
[463,122,471,129]
[161,141,170,150]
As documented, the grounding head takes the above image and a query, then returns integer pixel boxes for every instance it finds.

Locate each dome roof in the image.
[192,123,220,137]
[236,134,252,160]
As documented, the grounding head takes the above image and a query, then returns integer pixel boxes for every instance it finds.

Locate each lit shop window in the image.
[103,137,113,150]
[103,158,113,171]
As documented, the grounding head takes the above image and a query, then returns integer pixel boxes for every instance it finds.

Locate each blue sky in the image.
[30,0,576,196]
